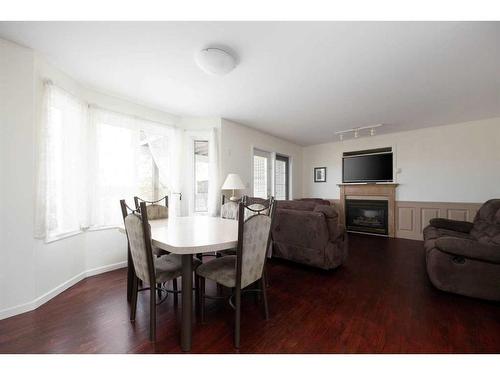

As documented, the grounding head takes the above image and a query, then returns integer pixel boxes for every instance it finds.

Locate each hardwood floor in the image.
[1,234,499,353]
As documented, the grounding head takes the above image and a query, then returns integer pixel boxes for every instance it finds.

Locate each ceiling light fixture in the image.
[335,124,383,141]
[195,47,237,76]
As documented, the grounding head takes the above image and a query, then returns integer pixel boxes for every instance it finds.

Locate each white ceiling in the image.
[1,21,499,145]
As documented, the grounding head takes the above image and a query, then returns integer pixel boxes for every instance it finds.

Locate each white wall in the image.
[0,38,37,312]
[0,39,251,319]
[303,118,500,203]
[0,38,183,319]
[220,119,303,199]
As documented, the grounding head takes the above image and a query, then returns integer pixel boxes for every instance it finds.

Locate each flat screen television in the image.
[342,149,393,183]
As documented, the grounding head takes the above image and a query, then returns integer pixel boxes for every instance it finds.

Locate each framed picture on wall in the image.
[314,167,327,182]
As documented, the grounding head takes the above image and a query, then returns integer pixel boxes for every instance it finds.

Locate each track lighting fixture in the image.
[335,124,383,141]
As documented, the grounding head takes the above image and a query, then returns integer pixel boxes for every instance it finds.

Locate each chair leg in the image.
[200,277,205,323]
[150,284,157,342]
[130,275,139,321]
[173,278,178,305]
[264,266,270,287]
[261,276,269,320]
[157,283,162,298]
[234,287,241,349]
[194,275,200,315]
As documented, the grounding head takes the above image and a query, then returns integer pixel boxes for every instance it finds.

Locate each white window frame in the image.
[193,139,209,213]
[186,131,210,216]
[252,147,292,200]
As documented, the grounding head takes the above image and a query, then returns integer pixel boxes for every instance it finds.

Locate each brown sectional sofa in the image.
[271,199,348,270]
[423,199,500,301]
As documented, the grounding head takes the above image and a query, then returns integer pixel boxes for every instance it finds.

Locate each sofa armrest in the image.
[435,237,500,264]
[313,204,338,219]
[313,205,346,242]
[429,218,473,233]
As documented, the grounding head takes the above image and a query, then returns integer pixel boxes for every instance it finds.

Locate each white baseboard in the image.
[0,261,126,321]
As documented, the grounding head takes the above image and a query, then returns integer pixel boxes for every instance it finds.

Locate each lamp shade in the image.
[221,173,245,190]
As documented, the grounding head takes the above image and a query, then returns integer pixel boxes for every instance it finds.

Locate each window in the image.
[35,83,177,240]
[194,140,209,212]
[275,154,290,200]
[253,149,272,199]
[92,111,172,227]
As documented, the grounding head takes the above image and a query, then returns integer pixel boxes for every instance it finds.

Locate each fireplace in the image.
[345,199,388,235]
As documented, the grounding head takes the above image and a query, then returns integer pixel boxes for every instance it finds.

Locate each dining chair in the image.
[134,195,177,299]
[134,195,169,221]
[195,198,276,348]
[120,199,201,342]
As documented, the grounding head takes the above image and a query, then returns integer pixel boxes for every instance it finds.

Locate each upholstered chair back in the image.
[471,199,500,246]
[145,204,169,220]
[237,199,275,288]
[134,196,168,220]
[240,214,272,288]
[121,200,154,284]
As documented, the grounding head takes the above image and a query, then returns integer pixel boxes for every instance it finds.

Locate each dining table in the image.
[119,215,238,352]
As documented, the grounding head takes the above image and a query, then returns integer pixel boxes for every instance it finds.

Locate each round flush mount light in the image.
[195,48,237,76]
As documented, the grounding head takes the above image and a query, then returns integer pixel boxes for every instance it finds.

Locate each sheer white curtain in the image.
[145,126,184,217]
[35,83,89,240]
[207,127,220,217]
[89,108,142,227]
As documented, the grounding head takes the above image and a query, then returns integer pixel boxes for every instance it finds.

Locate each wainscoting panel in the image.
[421,208,440,231]
[395,201,482,240]
[397,207,414,232]
[447,209,468,221]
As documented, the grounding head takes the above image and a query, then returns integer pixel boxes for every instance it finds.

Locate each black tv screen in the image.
[343,152,393,183]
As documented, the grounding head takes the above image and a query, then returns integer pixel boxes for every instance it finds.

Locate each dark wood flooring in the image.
[1,234,499,353]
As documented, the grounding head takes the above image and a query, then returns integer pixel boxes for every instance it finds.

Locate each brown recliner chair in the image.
[271,200,348,270]
[423,199,500,301]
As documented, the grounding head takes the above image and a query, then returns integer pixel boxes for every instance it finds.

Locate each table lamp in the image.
[221,173,246,201]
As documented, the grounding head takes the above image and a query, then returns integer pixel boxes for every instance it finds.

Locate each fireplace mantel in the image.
[337,183,399,237]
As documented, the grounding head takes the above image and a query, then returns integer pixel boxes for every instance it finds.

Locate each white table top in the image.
[120,216,239,255]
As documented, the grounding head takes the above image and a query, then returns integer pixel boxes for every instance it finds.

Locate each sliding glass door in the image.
[275,154,290,200]
[253,149,290,200]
